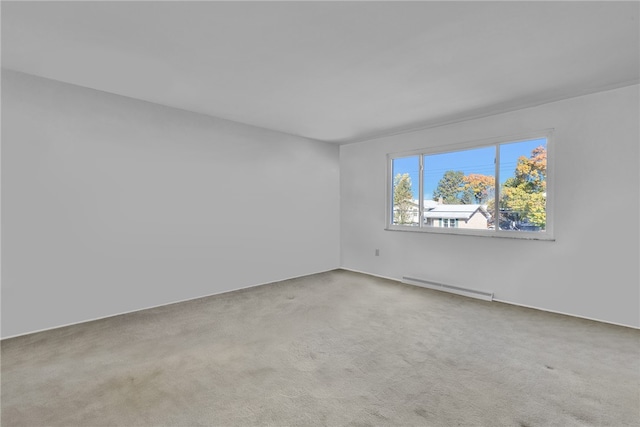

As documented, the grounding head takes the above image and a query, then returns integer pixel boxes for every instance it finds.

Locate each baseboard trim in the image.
[1,267,340,340]
[5,267,636,339]
[491,298,640,330]
[340,267,639,330]
[338,267,398,282]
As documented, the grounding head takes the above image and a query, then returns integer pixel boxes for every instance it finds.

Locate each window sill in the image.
[384,226,555,241]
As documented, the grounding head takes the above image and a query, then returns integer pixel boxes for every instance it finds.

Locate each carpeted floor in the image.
[1,269,639,426]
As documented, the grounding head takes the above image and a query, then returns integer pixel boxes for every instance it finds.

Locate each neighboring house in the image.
[393,200,420,225]
[423,204,491,229]
[394,199,441,225]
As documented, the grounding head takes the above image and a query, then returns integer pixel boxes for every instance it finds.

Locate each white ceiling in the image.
[2,1,639,144]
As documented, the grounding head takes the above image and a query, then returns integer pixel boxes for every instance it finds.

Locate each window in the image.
[441,218,458,228]
[391,155,420,226]
[388,131,553,239]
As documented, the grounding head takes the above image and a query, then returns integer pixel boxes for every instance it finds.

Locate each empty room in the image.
[1,1,639,426]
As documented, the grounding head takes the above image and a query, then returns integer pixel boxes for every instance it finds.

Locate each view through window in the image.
[390,135,549,236]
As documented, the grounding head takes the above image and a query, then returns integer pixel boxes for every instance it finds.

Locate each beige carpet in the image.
[2,269,639,426]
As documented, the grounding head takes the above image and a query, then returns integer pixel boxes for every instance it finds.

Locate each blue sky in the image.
[392,138,546,200]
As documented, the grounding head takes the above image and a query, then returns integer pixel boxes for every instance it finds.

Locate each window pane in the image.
[391,156,419,226]
[498,138,547,232]
[423,146,495,230]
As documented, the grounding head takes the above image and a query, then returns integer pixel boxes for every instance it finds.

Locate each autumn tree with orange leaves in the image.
[463,173,495,204]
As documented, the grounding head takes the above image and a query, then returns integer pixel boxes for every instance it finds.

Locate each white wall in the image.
[341,85,640,328]
[1,70,340,338]
[3,70,638,336]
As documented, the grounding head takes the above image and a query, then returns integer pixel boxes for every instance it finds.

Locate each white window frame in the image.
[386,130,555,241]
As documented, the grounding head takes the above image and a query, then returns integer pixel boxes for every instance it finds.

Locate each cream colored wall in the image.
[459,212,489,229]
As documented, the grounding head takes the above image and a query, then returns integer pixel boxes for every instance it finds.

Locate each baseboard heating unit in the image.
[402,276,494,301]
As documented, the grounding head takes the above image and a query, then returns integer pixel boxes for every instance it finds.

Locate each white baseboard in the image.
[338,267,398,282]
[5,266,636,339]
[491,298,640,330]
[340,267,639,330]
[1,267,340,340]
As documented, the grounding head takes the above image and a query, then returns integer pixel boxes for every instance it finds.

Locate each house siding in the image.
[459,211,489,229]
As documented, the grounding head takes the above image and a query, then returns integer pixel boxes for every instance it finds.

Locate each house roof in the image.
[424,200,439,209]
[397,199,439,209]
[423,204,489,220]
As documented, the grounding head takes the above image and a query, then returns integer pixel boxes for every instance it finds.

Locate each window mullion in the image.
[494,144,500,232]
[419,155,424,228]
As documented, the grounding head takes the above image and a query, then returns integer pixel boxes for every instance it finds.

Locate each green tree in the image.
[393,173,414,224]
[500,146,547,228]
[433,170,471,204]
